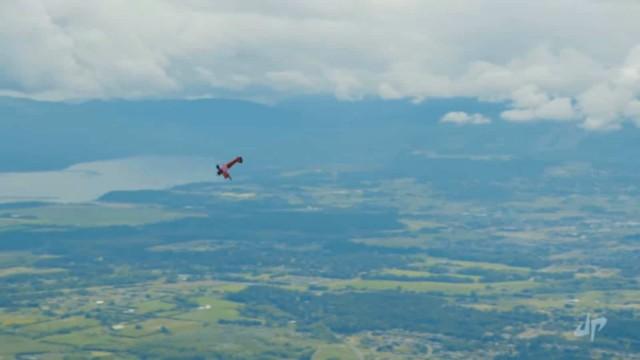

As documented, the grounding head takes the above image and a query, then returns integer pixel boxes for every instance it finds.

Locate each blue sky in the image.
[1,0,640,130]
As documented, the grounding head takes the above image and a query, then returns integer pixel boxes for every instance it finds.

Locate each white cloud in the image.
[574,45,640,130]
[1,1,640,130]
[501,85,576,122]
[441,112,491,125]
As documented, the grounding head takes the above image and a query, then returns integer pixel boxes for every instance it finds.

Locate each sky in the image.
[1,0,640,130]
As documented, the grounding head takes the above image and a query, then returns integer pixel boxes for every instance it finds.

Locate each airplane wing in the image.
[225,156,243,169]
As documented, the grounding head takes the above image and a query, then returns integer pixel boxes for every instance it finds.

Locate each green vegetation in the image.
[1,169,639,359]
[313,345,359,360]
[3,203,195,227]
[19,316,99,337]
[0,335,67,356]
[0,266,65,277]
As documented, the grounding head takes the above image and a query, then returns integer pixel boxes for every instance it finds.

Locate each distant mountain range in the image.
[1,96,639,174]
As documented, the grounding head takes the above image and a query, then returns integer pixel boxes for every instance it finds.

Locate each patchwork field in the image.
[1,173,639,359]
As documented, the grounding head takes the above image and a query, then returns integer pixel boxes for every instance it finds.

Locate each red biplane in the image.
[216,156,243,180]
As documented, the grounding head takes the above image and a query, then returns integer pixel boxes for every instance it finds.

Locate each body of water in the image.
[0,156,219,203]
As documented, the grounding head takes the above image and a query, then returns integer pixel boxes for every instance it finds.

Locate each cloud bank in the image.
[441,112,491,125]
[1,0,640,130]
